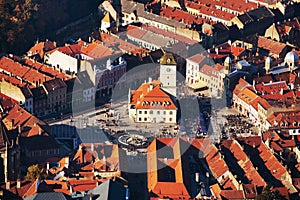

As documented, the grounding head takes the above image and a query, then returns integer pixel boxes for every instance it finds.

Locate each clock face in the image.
[166,67,171,72]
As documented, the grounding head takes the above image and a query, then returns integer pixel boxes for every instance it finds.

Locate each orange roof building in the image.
[147,138,190,199]
[128,53,178,124]
[128,82,178,123]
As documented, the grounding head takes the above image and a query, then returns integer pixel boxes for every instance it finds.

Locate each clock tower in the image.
[159,53,177,97]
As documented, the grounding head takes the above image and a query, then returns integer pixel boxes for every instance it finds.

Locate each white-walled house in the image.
[44,49,78,74]
[186,54,206,85]
[128,53,178,124]
[128,82,177,123]
[77,71,95,103]
[80,55,127,97]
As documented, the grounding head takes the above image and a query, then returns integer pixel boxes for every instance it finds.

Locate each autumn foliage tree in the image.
[24,164,47,180]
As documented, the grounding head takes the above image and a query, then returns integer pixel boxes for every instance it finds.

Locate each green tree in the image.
[256,185,286,200]
[24,164,47,180]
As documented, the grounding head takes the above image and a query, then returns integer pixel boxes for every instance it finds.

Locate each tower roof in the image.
[284,51,299,63]
[102,12,114,23]
[160,53,176,65]
[224,56,232,64]
[265,57,272,64]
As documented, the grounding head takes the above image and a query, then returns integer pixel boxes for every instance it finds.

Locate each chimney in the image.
[69,185,73,194]
[53,41,57,47]
[103,155,107,171]
[280,88,283,95]
[64,156,69,169]
[148,77,152,83]
[46,162,50,174]
[149,84,153,91]
[17,179,21,189]
[6,181,10,190]
[91,144,94,153]
[253,80,255,87]
[195,173,200,183]
[18,125,21,134]
[215,48,219,55]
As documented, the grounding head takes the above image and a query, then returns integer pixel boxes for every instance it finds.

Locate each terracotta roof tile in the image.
[187,54,206,64]
[152,182,190,198]
[257,36,287,56]
[0,180,39,198]
[258,98,272,110]
[130,82,177,110]
[220,190,245,199]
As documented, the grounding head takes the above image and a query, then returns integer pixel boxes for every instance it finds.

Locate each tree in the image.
[256,185,286,200]
[24,164,47,180]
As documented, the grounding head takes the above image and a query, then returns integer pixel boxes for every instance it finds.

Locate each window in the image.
[169,118,172,122]
[139,118,141,121]
[144,118,147,121]
[139,111,142,114]
[170,111,173,115]
[157,111,160,114]
[150,110,153,114]
[163,111,166,115]
[144,111,147,114]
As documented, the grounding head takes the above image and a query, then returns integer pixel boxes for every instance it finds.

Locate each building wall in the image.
[264,24,280,41]
[135,108,177,123]
[0,81,25,103]
[46,86,67,113]
[96,61,127,96]
[186,60,200,85]
[23,98,33,113]
[160,64,177,97]
[83,87,95,102]
[44,50,78,74]
[198,71,221,97]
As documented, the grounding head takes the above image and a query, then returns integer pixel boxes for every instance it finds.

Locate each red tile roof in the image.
[2,104,46,131]
[185,1,236,21]
[250,96,262,110]
[187,54,206,64]
[27,40,56,58]
[257,36,287,56]
[141,25,199,45]
[1,180,38,199]
[0,93,18,110]
[255,81,289,95]
[237,87,258,105]
[101,33,148,56]
[130,83,177,110]
[220,190,245,199]
[233,78,251,96]
[152,182,190,199]
[81,41,118,59]
[205,145,229,179]
[258,98,272,110]
[0,56,29,78]
[221,140,266,187]
[160,7,205,25]
[69,180,98,192]
[199,64,219,78]
[239,137,294,193]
